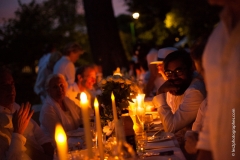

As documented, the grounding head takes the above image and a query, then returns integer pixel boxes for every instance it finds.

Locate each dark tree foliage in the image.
[123,0,221,47]
[0,0,89,104]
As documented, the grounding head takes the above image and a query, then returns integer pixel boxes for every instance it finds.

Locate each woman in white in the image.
[39,74,82,140]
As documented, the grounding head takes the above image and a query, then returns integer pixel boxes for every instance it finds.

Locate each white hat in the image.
[150,47,178,64]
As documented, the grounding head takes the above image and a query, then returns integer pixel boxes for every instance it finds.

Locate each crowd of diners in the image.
[0,0,239,159]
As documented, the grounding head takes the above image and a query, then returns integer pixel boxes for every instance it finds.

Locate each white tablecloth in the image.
[144,118,186,160]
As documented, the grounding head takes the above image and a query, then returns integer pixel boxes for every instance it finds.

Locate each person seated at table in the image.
[184,34,210,156]
[39,74,82,140]
[153,50,206,135]
[0,67,54,160]
[67,65,97,107]
[53,42,83,89]
[144,47,177,98]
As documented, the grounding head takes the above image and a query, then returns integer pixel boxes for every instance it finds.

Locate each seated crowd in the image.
[1,0,240,157]
[0,43,208,160]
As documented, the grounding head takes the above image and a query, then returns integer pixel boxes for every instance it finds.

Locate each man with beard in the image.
[153,50,206,134]
[0,67,54,160]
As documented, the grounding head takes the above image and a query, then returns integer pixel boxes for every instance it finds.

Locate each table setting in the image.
[52,73,186,160]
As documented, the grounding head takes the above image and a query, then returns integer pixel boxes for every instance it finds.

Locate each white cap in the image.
[150,47,178,64]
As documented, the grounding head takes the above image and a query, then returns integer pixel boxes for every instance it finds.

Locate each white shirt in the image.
[34,63,52,103]
[192,98,207,132]
[0,103,51,160]
[53,56,75,88]
[153,75,206,133]
[197,7,240,159]
[39,96,82,140]
[38,53,51,71]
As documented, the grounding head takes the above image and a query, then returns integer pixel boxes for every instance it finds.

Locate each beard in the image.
[169,78,191,96]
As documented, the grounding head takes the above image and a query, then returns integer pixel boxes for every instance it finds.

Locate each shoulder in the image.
[187,74,206,94]
[41,99,55,112]
[64,96,78,107]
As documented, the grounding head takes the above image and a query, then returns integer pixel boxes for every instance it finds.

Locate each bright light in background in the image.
[132,12,140,19]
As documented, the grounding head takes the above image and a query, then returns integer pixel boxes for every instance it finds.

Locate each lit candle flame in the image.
[80,92,88,104]
[55,124,67,160]
[111,92,115,100]
[94,98,99,108]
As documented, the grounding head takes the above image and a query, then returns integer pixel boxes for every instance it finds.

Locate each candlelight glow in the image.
[111,92,115,100]
[55,124,67,143]
[94,98,99,108]
[55,124,67,160]
[136,95,141,107]
[80,92,88,103]
[56,133,66,142]
[111,92,118,122]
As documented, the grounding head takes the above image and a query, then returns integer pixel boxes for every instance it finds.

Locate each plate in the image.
[147,132,174,142]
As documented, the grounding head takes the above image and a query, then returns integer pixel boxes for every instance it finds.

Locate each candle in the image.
[136,94,141,108]
[80,92,93,158]
[55,124,67,160]
[94,98,104,160]
[137,93,145,108]
[129,99,136,115]
[111,92,118,122]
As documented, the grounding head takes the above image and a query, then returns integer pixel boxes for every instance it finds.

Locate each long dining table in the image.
[142,117,186,160]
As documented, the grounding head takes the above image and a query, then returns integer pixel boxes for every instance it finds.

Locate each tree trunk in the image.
[83,0,128,76]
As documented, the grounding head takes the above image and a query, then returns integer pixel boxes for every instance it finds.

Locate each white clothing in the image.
[34,53,51,102]
[153,75,206,133]
[38,53,51,71]
[66,83,82,107]
[0,103,51,160]
[146,48,165,95]
[39,96,82,140]
[197,8,240,159]
[53,56,76,88]
[34,63,52,103]
[192,98,207,132]
[146,48,158,65]
[66,83,95,117]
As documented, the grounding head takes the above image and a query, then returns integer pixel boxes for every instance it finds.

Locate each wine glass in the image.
[144,114,153,132]
[91,129,97,148]
[136,131,148,159]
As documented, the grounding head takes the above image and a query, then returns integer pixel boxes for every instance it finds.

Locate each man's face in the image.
[0,72,16,107]
[165,59,192,95]
[81,69,96,90]
[47,77,67,102]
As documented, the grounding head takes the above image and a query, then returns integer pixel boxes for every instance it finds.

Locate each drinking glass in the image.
[136,131,148,159]
[91,129,97,148]
[144,114,153,132]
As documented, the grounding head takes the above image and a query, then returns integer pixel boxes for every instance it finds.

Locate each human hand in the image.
[184,131,199,154]
[12,102,34,134]
[157,80,179,95]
